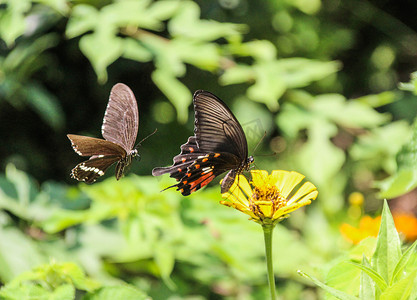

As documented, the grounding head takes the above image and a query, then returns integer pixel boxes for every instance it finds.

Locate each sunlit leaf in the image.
[380,270,417,300]
[360,256,375,300]
[298,270,360,300]
[0,0,30,46]
[297,119,345,186]
[79,32,124,83]
[391,240,417,284]
[168,1,247,41]
[372,200,401,284]
[83,285,148,300]
[377,119,417,198]
[65,4,98,38]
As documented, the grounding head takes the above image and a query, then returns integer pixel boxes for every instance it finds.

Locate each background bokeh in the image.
[1,0,417,299]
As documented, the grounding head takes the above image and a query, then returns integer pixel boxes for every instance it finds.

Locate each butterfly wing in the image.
[102,83,139,152]
[174,152,241,195]
[193,90,248,160]
[67,134,126,157]
[71,156,120,183]
[152,90,251,195]
[152,136,202,180]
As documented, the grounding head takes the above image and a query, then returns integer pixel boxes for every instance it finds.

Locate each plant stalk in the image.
[263,224,277,300]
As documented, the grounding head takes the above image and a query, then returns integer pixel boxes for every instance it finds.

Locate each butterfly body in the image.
[152,90,253,195]
[67,83,139,183]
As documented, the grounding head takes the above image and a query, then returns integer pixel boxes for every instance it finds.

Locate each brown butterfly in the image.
[67,83,139,183]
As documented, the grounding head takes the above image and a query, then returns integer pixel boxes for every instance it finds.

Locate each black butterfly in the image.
[67,83,139,183]
[152,90,254,195]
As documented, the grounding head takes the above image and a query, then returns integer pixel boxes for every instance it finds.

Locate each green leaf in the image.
[154,243,176,289]
[297,118,345,186]
[360,256,375,300]
[278,58,341,89]
[151,69,191,123]
[398,71,417,95]
[225,40,277,61]
[391,239,417,284]
[325,260,360,298]
[65,4,99,38]
[0,226,44,282]
[347,261,387,291]
[79,32,124,83]
[0,0,31,46]
[83,285,148,300]
[122,38,153,62]
[247,62,286,111]
[380,270,417,300]
[298,270,360,300]
[168,1,247,41]
[377,119,417,198]
[355,91,397,108]
[350,121,411,174]
[372,200,402,284]
[311,94,390,128]
[219,64,254,85]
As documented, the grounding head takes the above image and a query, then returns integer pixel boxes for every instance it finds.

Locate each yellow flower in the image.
[221,170,318,226]
[340,216,381,245]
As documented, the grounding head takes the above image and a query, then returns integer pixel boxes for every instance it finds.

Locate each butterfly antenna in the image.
[135,128,158,149]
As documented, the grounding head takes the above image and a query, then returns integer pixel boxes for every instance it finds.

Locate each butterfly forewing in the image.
[102,83,139,152]
[193,91,248,160]
[67,134,127,157]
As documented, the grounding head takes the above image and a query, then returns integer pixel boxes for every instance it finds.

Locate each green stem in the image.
[263,224,277,300]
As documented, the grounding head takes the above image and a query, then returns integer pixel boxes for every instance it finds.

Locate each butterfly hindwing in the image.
[152,136,201,180]
[176,152,241,195]
[71,156,120,183]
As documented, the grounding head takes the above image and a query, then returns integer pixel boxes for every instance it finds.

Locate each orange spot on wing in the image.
[189,147,195,153]
[202,158,208,162]
[187,173,191,177]
[214,153,220,158]
[195,164,200,169]
[181,158,186,163]
[177,168,182,172]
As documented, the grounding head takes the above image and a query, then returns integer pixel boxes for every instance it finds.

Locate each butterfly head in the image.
[130,149,141,161]
[246,156,254,169]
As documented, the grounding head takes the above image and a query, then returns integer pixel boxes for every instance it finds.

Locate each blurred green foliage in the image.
[1,0,417,299]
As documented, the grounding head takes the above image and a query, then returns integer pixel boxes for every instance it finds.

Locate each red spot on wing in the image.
[189,171,215,193]
[181,158,186,163]
[177,168,182,172]
[189,147,195,153]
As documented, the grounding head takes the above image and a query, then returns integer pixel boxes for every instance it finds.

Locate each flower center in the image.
[249,184,287,220]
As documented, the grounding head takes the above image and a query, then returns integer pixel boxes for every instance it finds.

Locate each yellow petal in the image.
[287,181,318,205]
[251,170,269,187]
[273,171,304,198]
